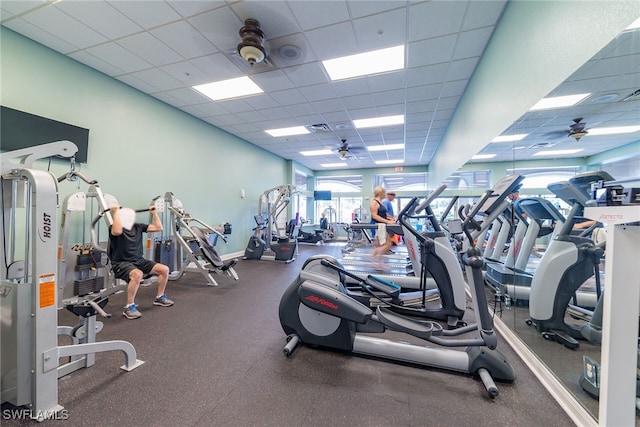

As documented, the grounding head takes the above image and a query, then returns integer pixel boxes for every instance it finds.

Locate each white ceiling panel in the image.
[151,20,219,59]
[57,1,141,40]
[116,32,183,66]
[108,1,183,30]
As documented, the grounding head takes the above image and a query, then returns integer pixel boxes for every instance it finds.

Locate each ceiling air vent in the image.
[307,123,332,133]
[621,89,640,102]
[528,141,557,149]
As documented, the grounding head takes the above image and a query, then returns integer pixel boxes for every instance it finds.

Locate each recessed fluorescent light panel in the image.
[529,93,590,111]
[193,76,263,101]
[375,159,404,165]
[367,143,405,151]
[300,149,333,156]
[321,163,345,168]
[265,126,310,137]
[491,134,528,143]
[534,149,583,156]
[588,125,640,136]
[322,45,405,81]
[471,154,496,160]
[353,115,404,129]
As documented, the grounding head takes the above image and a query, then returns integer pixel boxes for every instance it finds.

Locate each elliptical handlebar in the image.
[460,190,493,245]
[414,184,447,215]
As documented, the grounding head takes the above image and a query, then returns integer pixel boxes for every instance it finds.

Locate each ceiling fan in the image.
[336,139,363,159]
[224,18,277,73]
[542,118,590,142]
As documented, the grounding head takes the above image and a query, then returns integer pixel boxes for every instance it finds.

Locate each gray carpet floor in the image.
[2,242,575,426]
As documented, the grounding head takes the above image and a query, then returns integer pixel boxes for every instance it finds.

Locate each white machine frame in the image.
[1,142,142,421]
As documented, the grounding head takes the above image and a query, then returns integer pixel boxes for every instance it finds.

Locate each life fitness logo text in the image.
[39,212,53,243]
[305,295,338,310]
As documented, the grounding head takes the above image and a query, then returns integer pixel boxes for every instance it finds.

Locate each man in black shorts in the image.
[108,204,172,319]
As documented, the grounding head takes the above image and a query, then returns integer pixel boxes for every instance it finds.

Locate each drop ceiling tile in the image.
[348,1,406,19]
[128,68,184,91]
[367,71,406,92]
[406,83,444,102]
[260,107,293,121]
[408,1,467,41]
[57,1,141,40]
[284,62,328,87]
[439,79,468,98]
[408,34,458,68]
[284,102,317,116]
[116,32,182,66]
[288,0,350,31]
[151,20,219,60]
[243,94,282,110]
[187,6,243,52]
[151,91,185,107]
[160,87,211,106]
[352,8,407,51]
[159,61,212,86]
[340,93,375,110]
[216,98,255,114]
[447,57,480,81]
[406,99,438,114]
[116,74,163,94]
[304,21,358,59]
[310,99,346,114]
[166,1,225,18]
[229,1,301,39]
[189,102,230,117]
[191,53,244,81]
[406,63,449,87]
[84,42,152,74]
[462,1,506,31]
[250,69,296,92]
[453,27,494,60]
[331,78,371,97]
[69,50,126,76]
[269,88,305,105]
[16,4,108,50]
[0,1,42,18]
[108,1,183,30]
[372,89,407,106]
[298,83,339,102]
[1,17,79,54]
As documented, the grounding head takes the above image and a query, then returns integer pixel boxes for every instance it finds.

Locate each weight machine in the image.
[244,185,298,263]
[1,142,142,421]
[151,192,238,286]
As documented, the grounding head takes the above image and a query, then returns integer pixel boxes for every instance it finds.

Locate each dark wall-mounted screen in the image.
[1,106,89,163]
[314,190,332,201]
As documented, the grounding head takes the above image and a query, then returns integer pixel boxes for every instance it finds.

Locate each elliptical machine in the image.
[279,180,521,397]
[526,171,612,349]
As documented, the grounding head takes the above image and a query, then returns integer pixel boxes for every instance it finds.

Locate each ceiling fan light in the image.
[239,44,265,65]
[569,130,588,141]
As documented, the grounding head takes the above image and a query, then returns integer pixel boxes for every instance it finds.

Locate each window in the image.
[443,170,491,189]
[507,167,582,189]
[373,172,427,192]
[316,175,362,192]
[294,169,308,190]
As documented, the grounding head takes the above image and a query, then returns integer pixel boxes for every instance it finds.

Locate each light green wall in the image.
[1,28,288,254]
